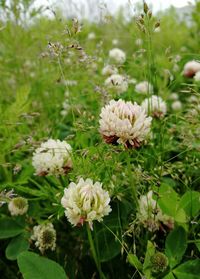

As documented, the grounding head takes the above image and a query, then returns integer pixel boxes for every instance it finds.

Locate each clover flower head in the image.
[31,223,56,253]
[99,99,152,148]
[183,60,200,78]
[32,139,72,176]
[169,93,179,101]
[137,191,174,232]
[8,197,28,216]
[88,32,96,40]
[102,65,118,76]
[171,100,182,111]
[135,81,153,94]
[194,70,200,81]
[109,48,126,64]
[112,39,119,46]
[141,95,167,118]
[105,74,128,94]
[61,178,111,229]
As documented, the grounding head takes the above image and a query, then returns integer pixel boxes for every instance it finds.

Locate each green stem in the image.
[86,224,106,279]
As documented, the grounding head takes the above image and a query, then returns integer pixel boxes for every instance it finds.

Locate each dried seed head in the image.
[136,21,146,33]
[165,46,171,56]
[143,2,149,14]
[154,20,160,29]
[147,10,152,18]
[138,16,144,25]
[72,18,82,34]
[151,252,169,273]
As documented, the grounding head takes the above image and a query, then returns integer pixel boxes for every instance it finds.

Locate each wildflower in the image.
[135,81,153,94]
[194,71,200,81]
[187,96,198,103]
[183,60,200,78]
[109,48,126,64]
[105,74,128,94]
[141,95,167,118]
[8,197,28,216]
[151,252,169,273]
[171,100,182,111]
[99,99,152,148]
[102,65,118,76]
[61,178,111,229]
[112,39,119,46]
[87,32,96,40]
[31,223,56,253]
[180,46,187,52]
[169,92,179,101]
[137,191,174,232]
[32,139,72,176]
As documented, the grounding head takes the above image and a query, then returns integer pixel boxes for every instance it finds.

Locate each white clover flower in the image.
[87,32,96,40]
[105,74,128,94]
[8,197,28,216]
[187,95,198,103]
[99,99,152,148]
[137,191,174,232]
[31,223,56,253]
[135,81,153,94]
[61,178,111,229]
[171,100,182,111]
[112,39,119,46]
[141,95,167,118]
[183,60,200,78]
[169,92,179,101]
[194,71,200,81]
[64,58,71,64]
[102,65,118,76]
[32,139,72,176]
[109,48,126,64]
[180,46,187,52]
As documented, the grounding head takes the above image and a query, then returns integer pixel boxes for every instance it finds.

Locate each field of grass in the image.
[0,1,200,278]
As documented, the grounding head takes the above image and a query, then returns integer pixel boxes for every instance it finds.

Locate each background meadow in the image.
[0,1,200,278]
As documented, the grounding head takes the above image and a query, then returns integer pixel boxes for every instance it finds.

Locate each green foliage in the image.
[127,254,143,271]
[0,217,25,239]
[158,183,187,225]
[173,259,200,279]
[179,191,200,218]
[17,251,67,279]
[6,233,30,260]
[165,227,187,268]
